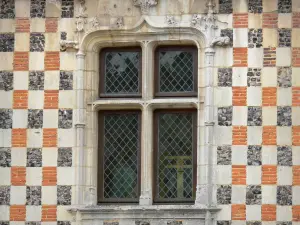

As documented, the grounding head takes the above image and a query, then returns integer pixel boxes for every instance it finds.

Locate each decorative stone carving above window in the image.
[133,0,158,15]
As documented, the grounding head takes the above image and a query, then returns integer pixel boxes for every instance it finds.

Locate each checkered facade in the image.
[0,0,300,224]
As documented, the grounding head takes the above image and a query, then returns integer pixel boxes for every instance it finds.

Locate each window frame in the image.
[97,110,142,204]
[99,47,143,98]
[154,46,198,98]
[153,109,198,204]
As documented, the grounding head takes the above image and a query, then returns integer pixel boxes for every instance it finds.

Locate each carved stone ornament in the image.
[191,1,218,31]
[165,15,178,26]
[60,40,79,51]
[89,16,101,30]
[116,17,124,28]
[75,0,88,32]
[210,36,231,47]
[133,0,158,15]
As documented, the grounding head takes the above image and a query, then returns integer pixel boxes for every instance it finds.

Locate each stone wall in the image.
[0,0,300,225]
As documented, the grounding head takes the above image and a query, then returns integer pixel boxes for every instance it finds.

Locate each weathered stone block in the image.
[277,146,292,166]
[247,145,262,166]
[217,185,231,204]
[57,148,72,167]
[57,185,71,205]
[27,148,42,167]
[246,185,261,205]
[26,186,41,205]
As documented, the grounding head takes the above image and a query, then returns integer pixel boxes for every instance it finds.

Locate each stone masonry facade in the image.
[0,0,300,225]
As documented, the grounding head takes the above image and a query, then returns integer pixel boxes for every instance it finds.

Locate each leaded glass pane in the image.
[104,51,140,94]
[103,113,139,199]
[157,112,194,201]
[159,50,194,93]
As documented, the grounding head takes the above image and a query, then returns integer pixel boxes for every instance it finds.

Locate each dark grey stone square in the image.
[221,29,233,47]
[61,0,74,18]
[248,107,262,126]
[0,109,12,129]
[248,29,263,48]
[57,222,71,225]
[276,222,292,225]
[57,185,71,205]
[104,222,119,225]
[217,221,231,225]
[217,185,231,204]
[135,221,150,225]
[246,185,261,205]
[0,186,10,205]
[30,33,45,52]
[246,222,261,225]
[25,222,41,225]
[29,71,44,90]
[0,222,9,225]
[278,0,292,13]
[278,29,291,47]
[217,146,231,165]
[0,148,11,167]
[26,186,41,205]
[28,109,43,129]
[277,106,292,126]
[0,0,15,19]
[59,71,73,90]
[247,145,261,166]
[30,0,45,18]
[0,71,13,91]
[219,0,232,14]
[218,107,232,126]
[167,221,182,225]
[248,0,262,13]
[58,148,72,167]
[277,67,292,88]
[0,33,14,52]
[247,68,261,87]
[27,148,42,167]
[218,68,232,87]
[277,146,292,166]
[61,32,67,41]
[277,186,292,205]
[58,109,73,129]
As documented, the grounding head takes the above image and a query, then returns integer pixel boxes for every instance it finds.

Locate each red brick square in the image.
[14,52,29,71]
[293,48,300,67]
[12,128,27,147]
[232,165,246,185]
[232,204,246,220]
[262,126,277,145]
[42,205,57,221]
[232,87,247,106]
[262,205,276,221]
[45,52,60,71]
[233,48,248,67]
[293,12,300,28]
[43,128,57,147]
[262,87,277,106]
[16,18,30,32]
[263,13,278,28]
[232,126,247,145]
[233,13,248,28]
[262,165,277,185]
[10,205,26,221]
[45,18,58,32]
[44,90,59,109]
[11,166,26,186]
[42,167,57,186]
[13,90,28,109]
[263,48,276,67]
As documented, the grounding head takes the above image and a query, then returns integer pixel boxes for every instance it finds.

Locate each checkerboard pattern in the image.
[216,0,300,224]
[0,1,75,225]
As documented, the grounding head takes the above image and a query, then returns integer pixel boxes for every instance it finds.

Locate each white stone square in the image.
[262,146,277,165]
[14,33,30,52]
[15,0,30,17]
[45,1,61,17]
[278,14,292,28]
[30,18,45,32]
[248,126,262,145]
[248,48,263,68]
[247,87,262,106]
[293,186,300,204]
[10,222,25,225]
[29,52,45,71]
[0,91,13,109]
[0,53,13,70]
[232,145,247,165]
[214,126,232,145]
[262,185,277,204]
[247,166,262,185]
[248,14,262,28]
[12,109,28,128]
[277,206,292,221]
[216,165,232,185]
[10,186,26,205]
[215,48,233,67]
[277,166,292,185]
[232,106,247,125]
[43,110,58,128]
[263,29,278,48]
[292,29,300,47]
[44,71,60,90]
[0,168,11,185]
[0,129,12,148]
[293,147,300,165]
[276,48,292,67]
[60,52,76,70]
[59,91,76,109]
[216,205,231,220]
[232,67,248,86]
[214,87,232,106]
[0,19,15,33]
[277,88,292,106]
[231,185,246,204]
[27,129,43,148]
[41,186,57,205]
[26,167,42,186]
[59,18,76,35]
[293,107,300,125]
[13,71,29,90]
[11,148,26,166]
[57,167,74,185]
[246,205,261,221]
[45,33,60,51]
[262,107,277,125]
[233,28,248,47]
[263,0,278,12]
[28,91,44,109]
[57,206,73,221]
[58,129,75,147]
[292,68,300,87]
[293,0,300,12]
[0,205,9,221]
[26,206,41,221]
[262,67,277,87]
[277,127,292,146]
[232,0,248,12]
[42,148,58,167]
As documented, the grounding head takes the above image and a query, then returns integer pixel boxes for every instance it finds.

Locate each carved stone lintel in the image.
[60,40,79,51]
[210,36,231,47]
[133,0,158,15]
[165,15,178,26]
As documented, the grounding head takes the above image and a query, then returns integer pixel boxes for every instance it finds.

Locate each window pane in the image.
[156,112,195,201]
[104,51,140,95]
[103,113,139,199]
[158,49,195,93]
